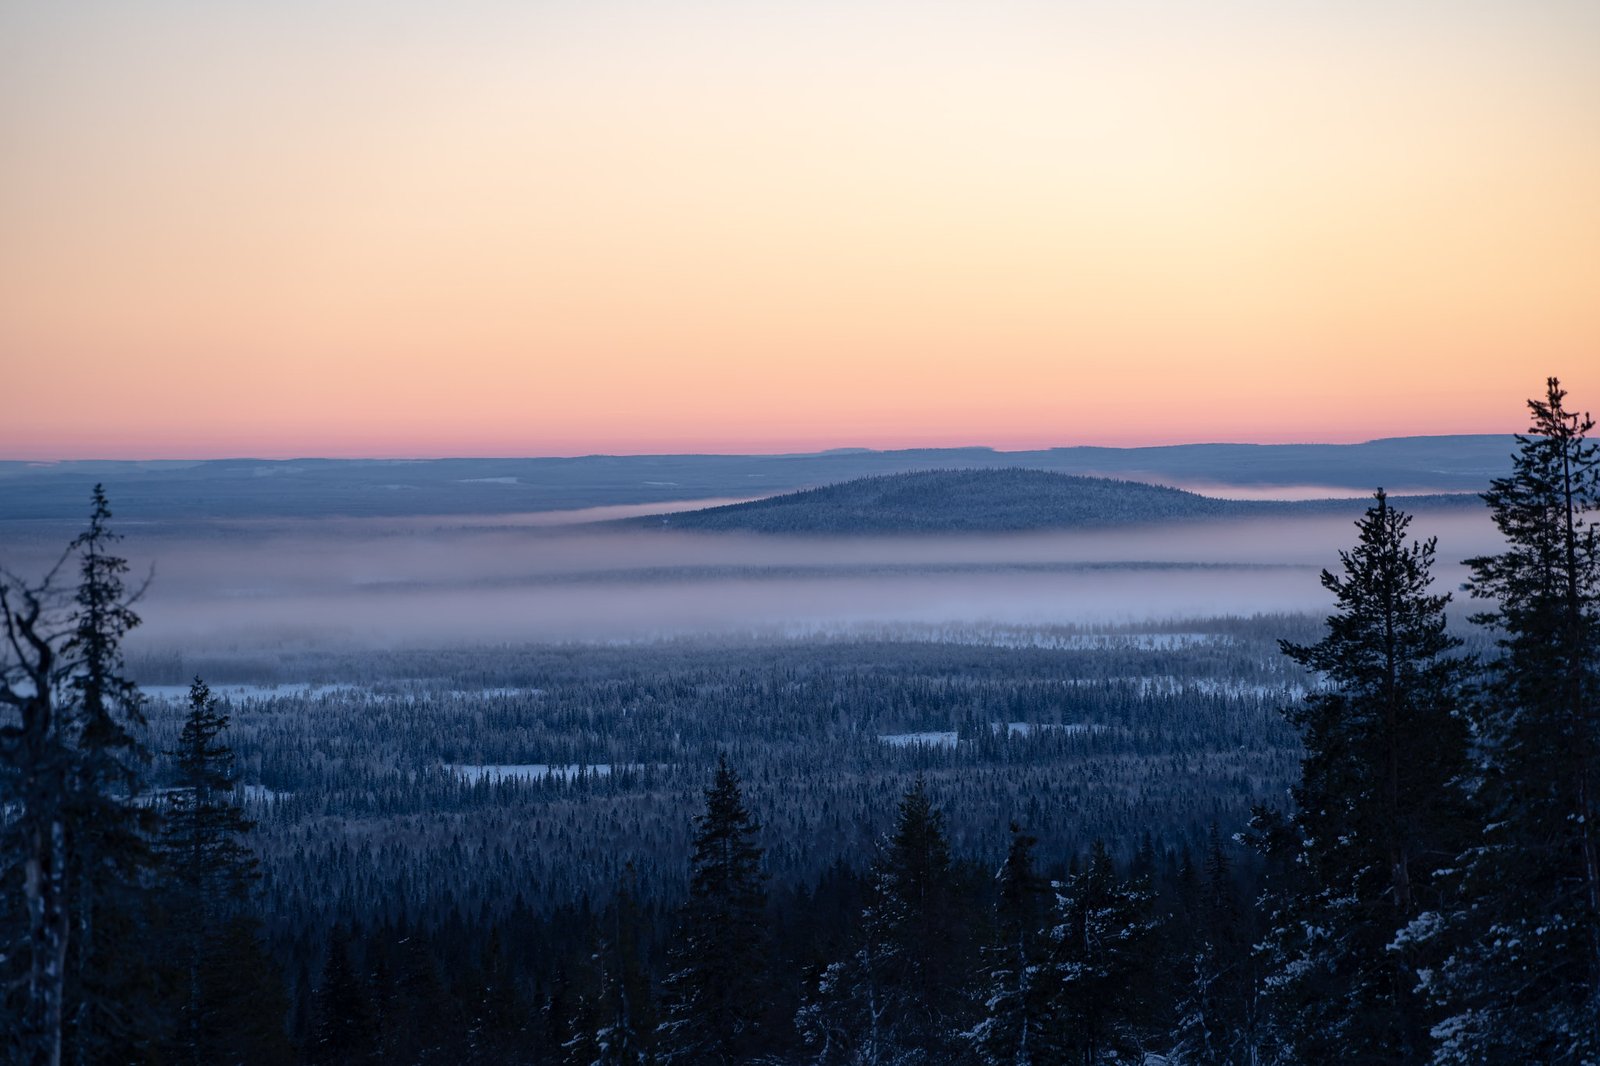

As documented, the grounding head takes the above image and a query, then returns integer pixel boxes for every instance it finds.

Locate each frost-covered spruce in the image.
[656,755,768,1064]
[969,824,1062,1065]
[1048,839,1158,1063]
[1253,488,1469,1063]
[796,775,974,1064]
[1407,378,1600,1064]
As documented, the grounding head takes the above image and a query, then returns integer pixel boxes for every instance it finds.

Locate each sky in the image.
[2,0,1597,460]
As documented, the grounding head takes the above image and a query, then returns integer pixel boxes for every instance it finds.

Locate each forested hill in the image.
[625,468,1477,534]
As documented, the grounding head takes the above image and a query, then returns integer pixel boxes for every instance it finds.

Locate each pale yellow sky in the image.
[2,1,1596,457]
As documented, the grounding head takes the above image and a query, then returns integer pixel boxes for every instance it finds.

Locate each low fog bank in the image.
[0,505,1507,655]
[1158,482,1464,501]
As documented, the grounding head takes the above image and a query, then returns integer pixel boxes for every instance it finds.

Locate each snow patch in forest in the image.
[877,732,959,749]
[446,686,545,699]
[767,624,1229,650]
[447,763,636,783]
[140,682,366,703]
[993,722,1112,737]
[1060,676,1302,698]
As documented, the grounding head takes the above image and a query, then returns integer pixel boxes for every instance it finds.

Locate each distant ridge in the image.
[627,468,1480,535]
[0,435,1509,522]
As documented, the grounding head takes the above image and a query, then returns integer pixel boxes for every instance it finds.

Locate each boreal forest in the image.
[3,379,1598,1065]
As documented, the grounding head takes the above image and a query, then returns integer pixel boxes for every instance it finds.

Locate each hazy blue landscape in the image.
[0,434,1513,522]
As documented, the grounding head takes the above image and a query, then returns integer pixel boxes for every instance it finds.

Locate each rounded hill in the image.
[633,468,1245,534]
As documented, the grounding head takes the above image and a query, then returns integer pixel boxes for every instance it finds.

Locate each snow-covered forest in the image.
[3,379,1598,1064]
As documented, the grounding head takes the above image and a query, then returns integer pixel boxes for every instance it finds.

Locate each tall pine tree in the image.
[1,487,156,1066]
[63,485,162,1064]
[1255,489,1469,1062]
[570,865,656,1066]
[970,823,1060,1065]
[158,676,291,1065]
[1411,378,1600,1063]
[796,775,972,1063]
[1049,840,1157,1065]
[310,928,379,1065]
[1171,825,1260,1066]
[657,755,768,1064]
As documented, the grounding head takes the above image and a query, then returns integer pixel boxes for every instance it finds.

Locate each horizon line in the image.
[1,431,1519,466]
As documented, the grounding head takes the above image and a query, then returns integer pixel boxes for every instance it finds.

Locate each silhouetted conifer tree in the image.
[310,930,378,1065]
[970,823,1060,1064]
[1255,489,1468,1061]
[158,676,290,1065]
[1049,840,1156,1065]
[591,865,656,1065]
[466,928,523,1065]
[197,914,295,1065]
[1,487,158,1066]
[1171,825,1259,1066]
[797,775,971,1063]
[1409,378,1600,1063]
[657,755,767,1064]
[61,486,162,1064]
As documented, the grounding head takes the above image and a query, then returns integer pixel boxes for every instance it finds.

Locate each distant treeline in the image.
[0,434,1512,522]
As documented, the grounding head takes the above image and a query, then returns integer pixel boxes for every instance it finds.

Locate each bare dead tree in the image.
[1,546,76,1066]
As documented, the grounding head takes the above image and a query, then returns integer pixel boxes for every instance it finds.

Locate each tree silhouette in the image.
[657,755,768,1064]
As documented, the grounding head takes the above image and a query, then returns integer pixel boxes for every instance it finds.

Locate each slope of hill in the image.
[632,469,1218,533]
[628,468,1388,534]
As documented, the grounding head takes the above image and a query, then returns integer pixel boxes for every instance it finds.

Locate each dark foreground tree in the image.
[657,755,768,1064]
[159,676,291,1065]
[970,823,1059,1064]
[1256,489,1469,1062]
[797,775,973,1063]
[1,542,76,1066]
[1171,824,1260,1066]
[1410,378,1600,1063]
[61,484,159,1063]
[1050,840,1157,1064]
[310,929,379,1065]
[569,864,655,1065]
[1,487,155,1066]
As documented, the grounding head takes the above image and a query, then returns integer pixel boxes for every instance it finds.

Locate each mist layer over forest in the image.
[1,503,1503,654]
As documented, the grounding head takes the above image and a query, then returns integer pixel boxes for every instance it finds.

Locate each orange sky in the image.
[2,1,1597,459]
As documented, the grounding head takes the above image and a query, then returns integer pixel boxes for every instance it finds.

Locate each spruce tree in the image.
[569,866,656,1066]
[592,866,656,1065]
[796,775,971,1063]
[870,774,965,1048]
[657,755,768,1064]
[466,928,523,1065]
[1,487,156,1066]
[1255,489,1468,1062]
[310,929,379,1065]
[1048,840,1156,1065]
[159,676,290,1065]
[1411,378,1600,1063]
[971,823,1060,1065]
[1172,825,1259,1066]
[196,914,294,1065]
[61,485,162,1064]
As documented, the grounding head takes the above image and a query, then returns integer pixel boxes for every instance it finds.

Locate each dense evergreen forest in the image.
[3,379,1597,1064]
